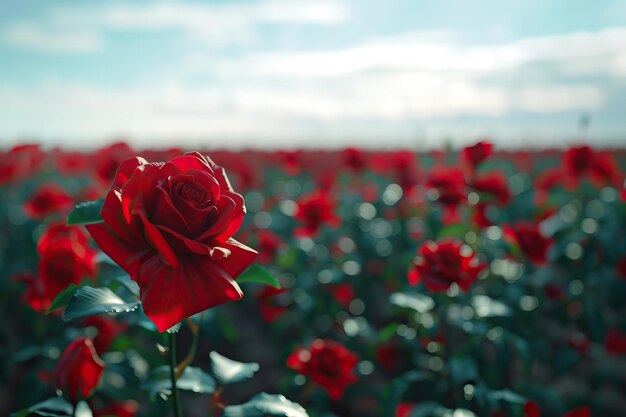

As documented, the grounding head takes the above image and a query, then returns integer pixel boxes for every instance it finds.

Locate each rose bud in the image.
[55,338,105,403]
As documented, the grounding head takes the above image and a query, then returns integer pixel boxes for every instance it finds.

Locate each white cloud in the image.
[233,27,626,77]
[2,22,103,53]
[517,85,604,113]
[2,1,349,51]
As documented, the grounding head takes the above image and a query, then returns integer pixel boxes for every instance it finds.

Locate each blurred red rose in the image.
[462,140,493,168]
[396,403,417,417]
[617,258,626,279]
[94,142,135,185]
[23,183,74,220]
[563,145,594,178]
[294,191,340,237]
[20,223,97,312]
[0,144,46,186]
[524,400,541,417]
[605,328,626,355]
[473,203,495,228]
[257,286,290,322]
[328,283,355,309]
[287,339,359,400]
[408,239,485,292]
[471,171,511,205]
[54,150,91,176]
[427,167,466,224]
[94,400,138,417]
[278,150,302,175]
[377,341,401,372]
[257,230,283,264]
[510,222,553,265]
[342,148,367,172]
[55,338,105,403]
[591,151,619,186]
[86,152,257,332]
[562,406,590,417]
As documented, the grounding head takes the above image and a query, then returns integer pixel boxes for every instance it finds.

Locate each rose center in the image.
[177,183,208,205]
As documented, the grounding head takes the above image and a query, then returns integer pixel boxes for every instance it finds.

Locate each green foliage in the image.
[237,265,281,288]
[66,200,104,225]
[142,366,216,397]
[222,393,308,417]
[63,286,140,321]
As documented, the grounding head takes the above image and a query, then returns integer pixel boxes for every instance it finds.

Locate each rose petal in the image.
[137,254,243,332]
[86,222,152,278]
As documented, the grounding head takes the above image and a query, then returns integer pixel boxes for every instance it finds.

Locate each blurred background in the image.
[1,0,626,150]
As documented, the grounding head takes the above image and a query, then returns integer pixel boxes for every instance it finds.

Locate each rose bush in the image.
[85,152,257,332]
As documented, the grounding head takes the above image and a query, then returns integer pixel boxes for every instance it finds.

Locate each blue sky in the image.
[1,0,626,149]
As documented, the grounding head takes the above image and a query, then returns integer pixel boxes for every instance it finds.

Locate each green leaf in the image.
[63,286,140,321]
[389,292,434,313]
[11,397,73,417]
[46,285,80,315]
[142,366,216,397]
[66,200,104,226]
[237,265,281,288]
[378,323,399,343]
[490,389,526,404]
[209,351,260,385]
[222,393,308,417]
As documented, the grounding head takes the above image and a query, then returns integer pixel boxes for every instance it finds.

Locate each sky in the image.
[1,0,626,150]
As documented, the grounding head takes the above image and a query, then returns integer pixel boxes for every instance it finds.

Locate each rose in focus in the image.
[86,152,257,332]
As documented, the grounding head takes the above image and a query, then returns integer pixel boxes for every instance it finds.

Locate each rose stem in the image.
[169,331,184,417]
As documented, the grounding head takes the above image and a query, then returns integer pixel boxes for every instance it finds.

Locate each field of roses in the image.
[1,141,626,417]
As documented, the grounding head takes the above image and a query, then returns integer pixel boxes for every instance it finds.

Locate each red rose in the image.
[427,167,466,224]
[427,167,466,205]
[54,150,91,176]
[20,223,97,312]
[462,140,493,168]
[524,400,541,417]
[287,339,359,400]
[473,203,494,228]
[0,144,46,186]
[294,191,340,237]
[396,403,417,417]
[562,407,590,417]
[94,142,135,185]
[471,171,511,205]
[510,222,553,265]
[341,148,367,172]
[257,286,290,322]
[605,328,626,355]
[86,152,257,332]
[23,183,74,220]
[617,258,626,279]
[257,230,283,264]
[563,145,595,177]
[408,239,485,292]
[55,338,105,403]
